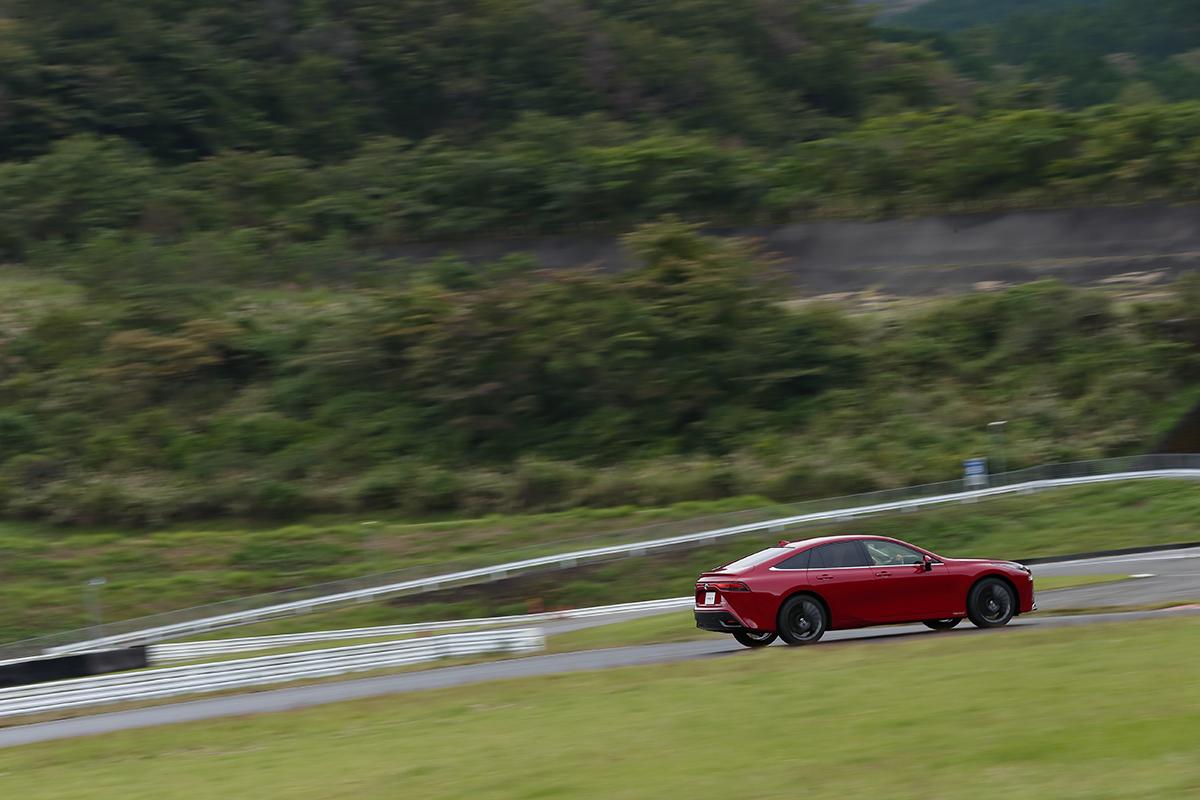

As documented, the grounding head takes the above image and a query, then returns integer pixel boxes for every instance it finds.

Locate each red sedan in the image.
[694,535,1036,647]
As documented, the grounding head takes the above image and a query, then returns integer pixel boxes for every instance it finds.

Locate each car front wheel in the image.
[777,595,828,645]
[967,578,1016,628]
[733,630,777,648]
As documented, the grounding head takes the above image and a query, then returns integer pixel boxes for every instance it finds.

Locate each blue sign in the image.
[963,458,989,487]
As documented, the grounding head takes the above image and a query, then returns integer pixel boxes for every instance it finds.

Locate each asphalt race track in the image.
[1032,545,1200,610]
[1,547,1197,749]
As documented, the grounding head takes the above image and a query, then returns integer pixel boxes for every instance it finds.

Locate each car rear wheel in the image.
[777,595,828,645]
[922,618,962,631]
[733,630,777,648]
[967,578,1016,628]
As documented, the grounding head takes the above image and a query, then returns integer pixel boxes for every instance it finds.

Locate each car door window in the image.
[864,540,924,566]
[810,541,870,569]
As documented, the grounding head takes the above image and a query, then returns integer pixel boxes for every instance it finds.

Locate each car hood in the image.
[946,557,1025,570]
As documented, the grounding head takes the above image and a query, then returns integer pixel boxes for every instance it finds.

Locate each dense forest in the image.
[890,0,1109,32]
[6,102,1200,273]
[0,0,1198,262]
[2,1,1200,526]
[0,0,944,160]
[891,0,1200,107]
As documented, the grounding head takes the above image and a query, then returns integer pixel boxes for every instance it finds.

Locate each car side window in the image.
[775,550,811,570]
[810,541,870,569]
[864,540,924,566]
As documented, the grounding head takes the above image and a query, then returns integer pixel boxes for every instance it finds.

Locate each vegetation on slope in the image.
[1,0,1200,258]
[892,0,1110,32]
[3,0,1200,647]
[0,0,942,160]
[4,480,1198,643]
[1,223,1198,530]
[892,0,1200,107]
[13,102,1200,258]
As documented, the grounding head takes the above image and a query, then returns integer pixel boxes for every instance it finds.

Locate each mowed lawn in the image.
[3,618,1197,799]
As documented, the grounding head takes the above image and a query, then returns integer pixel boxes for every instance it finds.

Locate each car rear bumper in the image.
[694,610,747,632]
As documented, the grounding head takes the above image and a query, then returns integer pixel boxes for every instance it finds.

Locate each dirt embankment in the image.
[387,204,1200,299]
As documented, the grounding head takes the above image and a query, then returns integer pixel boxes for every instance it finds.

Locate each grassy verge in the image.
[547,612,705,652]
[0,496,769,642]
[1044,601,1200,615]
[1035,574,1133,591]
[4,479,1199,644]
[3,617,1197,798]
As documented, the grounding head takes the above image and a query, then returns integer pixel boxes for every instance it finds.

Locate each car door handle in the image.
[816,574,834,581]
[874,570,891,577]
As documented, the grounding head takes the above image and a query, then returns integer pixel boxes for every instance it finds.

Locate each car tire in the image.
[922,618,962,631]
[776,595,828,645]
[733,630,777,648]
[967,578,1016,628]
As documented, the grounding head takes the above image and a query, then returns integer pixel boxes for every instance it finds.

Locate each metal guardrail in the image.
[149,597,693,663]
[0,628,545,719]
[6,454,1200,659]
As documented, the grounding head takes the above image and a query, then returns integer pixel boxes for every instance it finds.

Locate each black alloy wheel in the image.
[777,595,828,645]
[967,578,1016,628]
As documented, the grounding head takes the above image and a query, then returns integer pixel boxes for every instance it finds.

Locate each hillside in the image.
[860,0,936,17]
[1,222,1198,530]
[0,0,945,160]
[891,0,1108,31]
[1,2,1200,535]
[2,0,1200,264]
[891,0,1200,106]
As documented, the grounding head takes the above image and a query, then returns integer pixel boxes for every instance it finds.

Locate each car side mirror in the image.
[922,557,934,572]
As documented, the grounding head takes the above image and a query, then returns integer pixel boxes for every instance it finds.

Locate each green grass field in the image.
[0,496,768,641]
[3,480,1198,643]
[3,617,1197,799]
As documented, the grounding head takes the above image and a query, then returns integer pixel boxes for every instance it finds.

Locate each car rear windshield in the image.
[718,547,791,572]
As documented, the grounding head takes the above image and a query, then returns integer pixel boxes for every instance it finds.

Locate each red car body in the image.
[694,535,1035,646]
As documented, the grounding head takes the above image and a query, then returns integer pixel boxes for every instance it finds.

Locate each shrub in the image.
[1,454,64,489]
[353,466,406,511]
[512,459,588,511]
[400,468,462,515]
[0,412,38,457]
[454,469,519,516]
[246,481,309,521]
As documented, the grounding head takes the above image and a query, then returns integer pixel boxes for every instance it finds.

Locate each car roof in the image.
[784,534,899,549]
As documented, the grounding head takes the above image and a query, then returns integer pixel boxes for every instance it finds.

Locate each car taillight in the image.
[709,581,750,592]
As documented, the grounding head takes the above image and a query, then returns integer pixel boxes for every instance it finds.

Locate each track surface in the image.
[1031,545,1200,609]
[2,548,1197,749]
